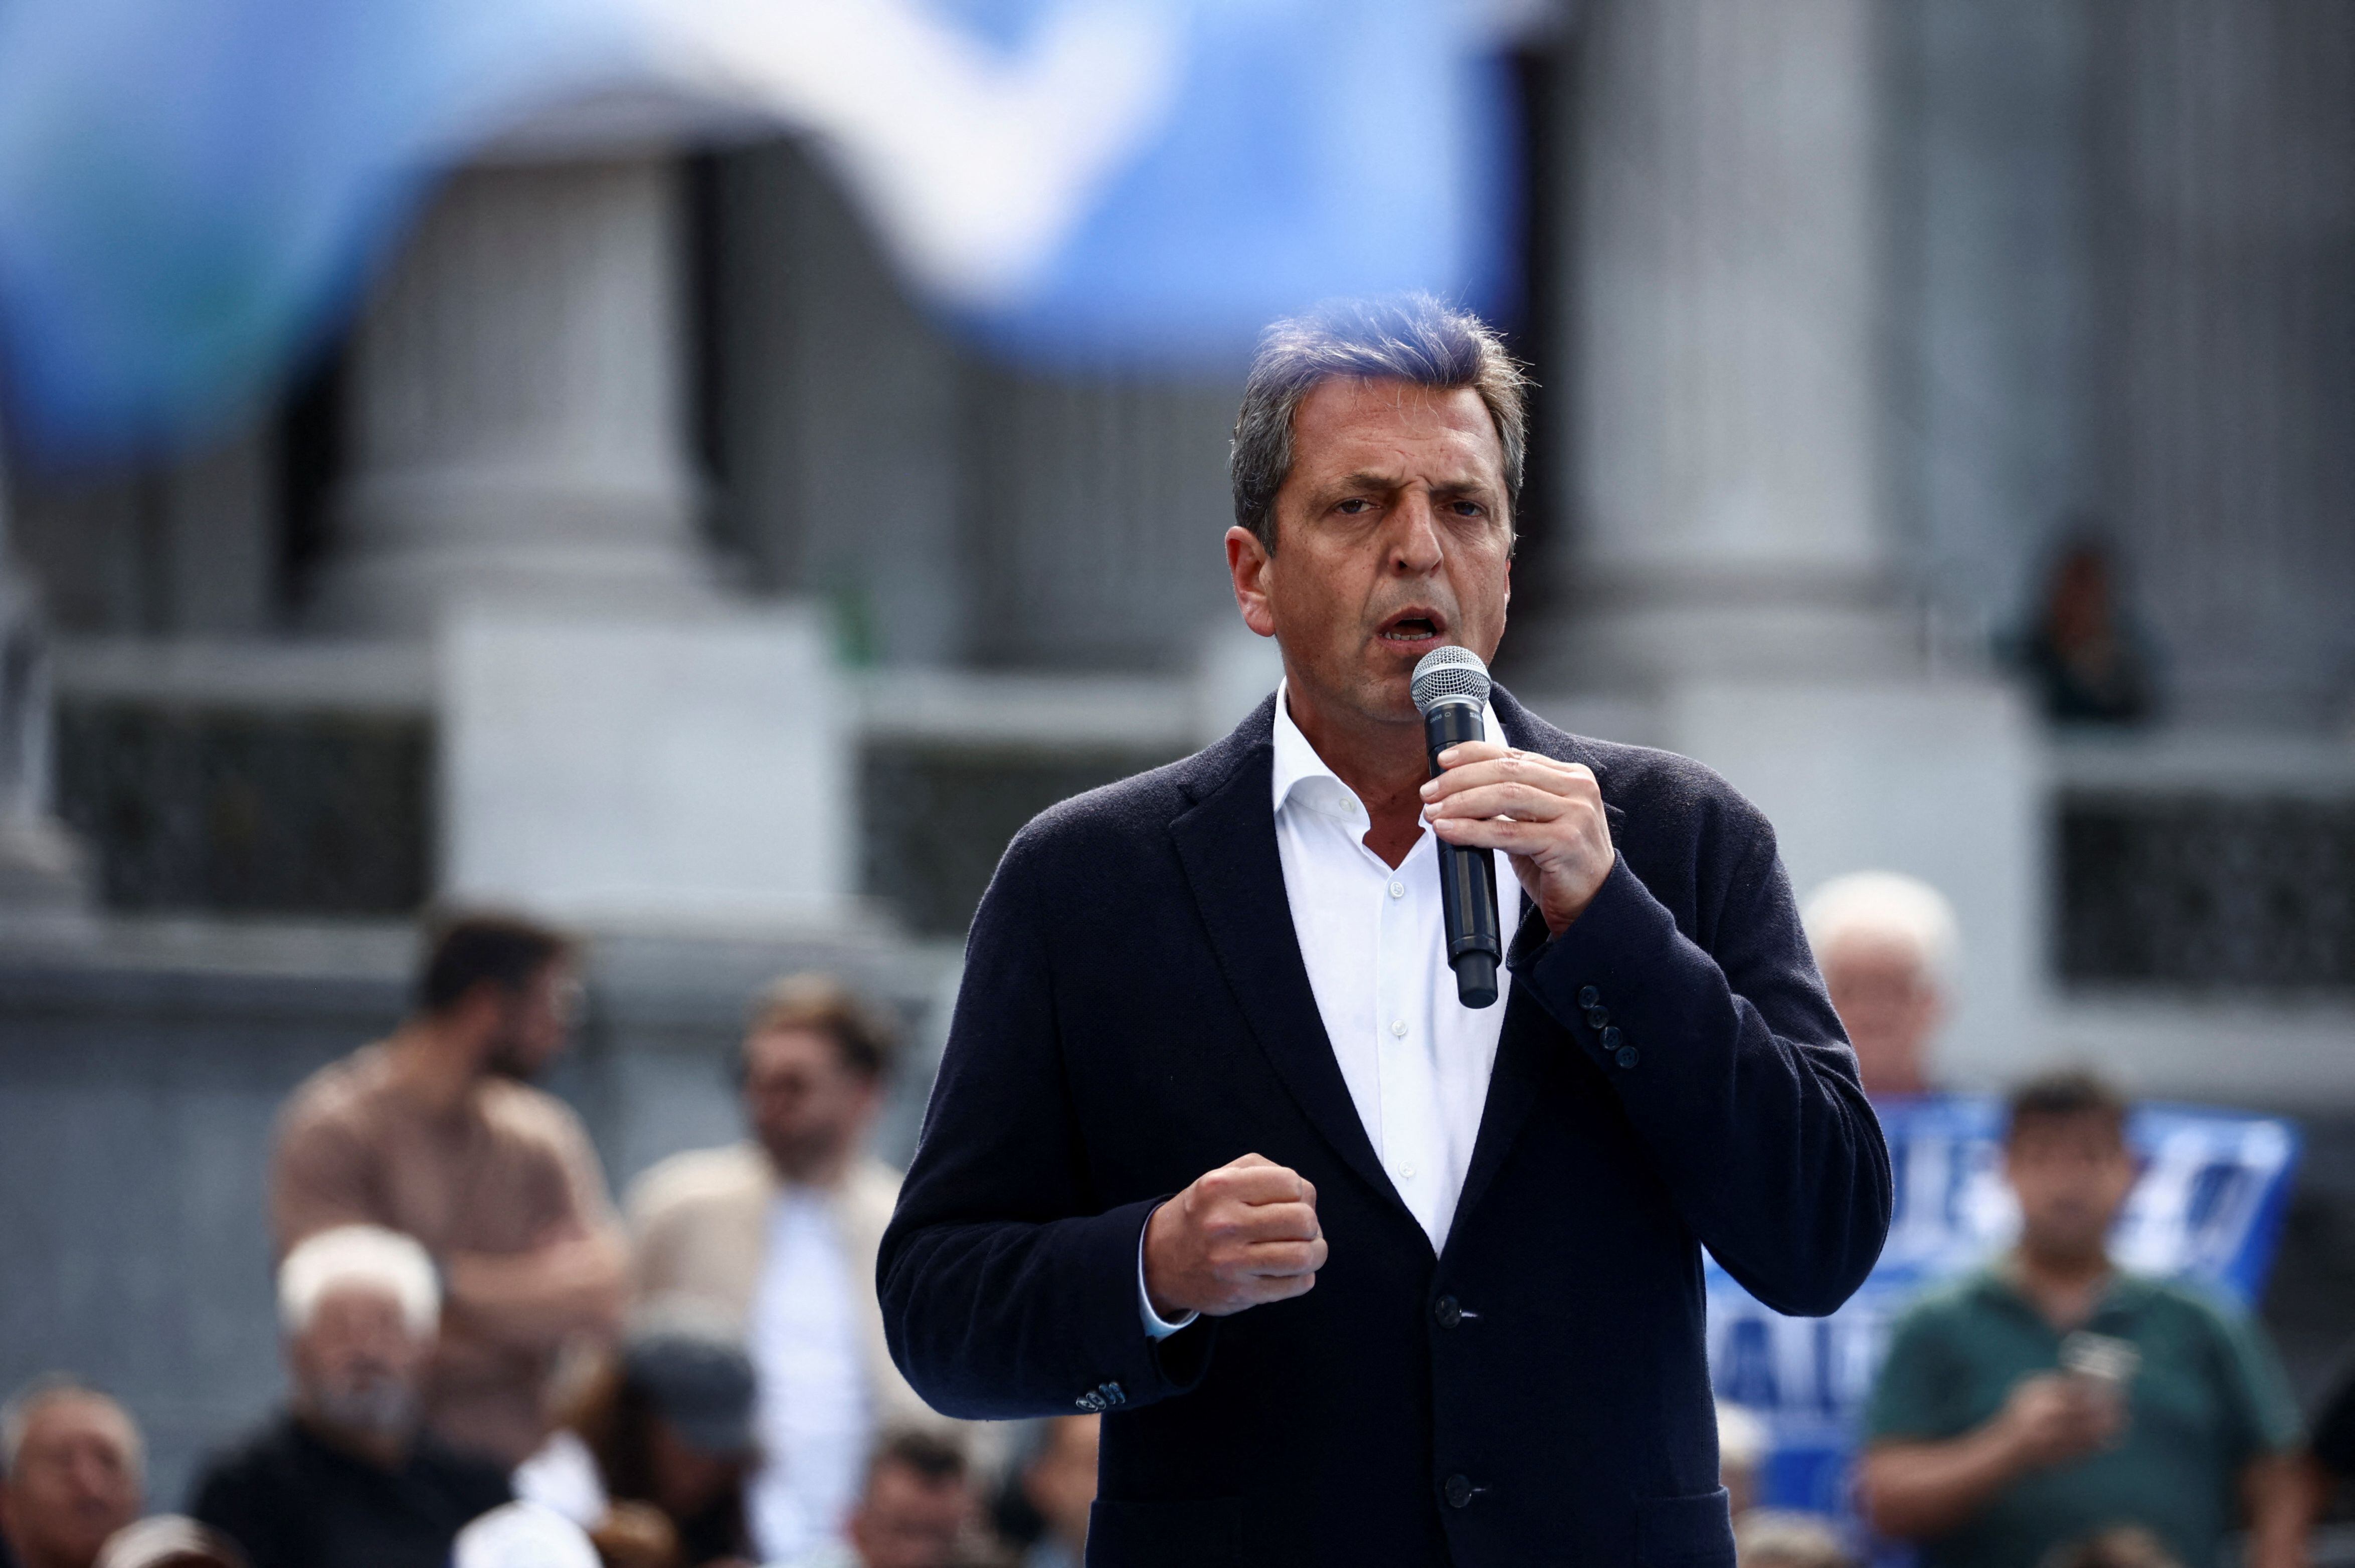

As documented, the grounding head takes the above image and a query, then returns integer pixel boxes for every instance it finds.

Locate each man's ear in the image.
[1225,525,1278,639]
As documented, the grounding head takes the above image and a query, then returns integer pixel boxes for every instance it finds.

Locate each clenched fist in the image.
[1143,1153,1327,1319]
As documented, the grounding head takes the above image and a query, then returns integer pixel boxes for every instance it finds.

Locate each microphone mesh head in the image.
[1410,646,1491,714]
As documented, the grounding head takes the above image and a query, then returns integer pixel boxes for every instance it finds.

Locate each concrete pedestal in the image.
[439,604,855,928]
[1666,679,2042,1088]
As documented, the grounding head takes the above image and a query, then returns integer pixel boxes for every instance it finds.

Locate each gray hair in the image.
[1230,294,1530,550]
[1,1375,142,1482]
[1802,871,1961,984]
[279,1224,440,1339]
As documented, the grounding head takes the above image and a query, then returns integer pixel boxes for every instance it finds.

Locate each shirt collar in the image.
[1272,682,1367,828]
[1270,680,1505,829]
[1969,1257,2152,1328]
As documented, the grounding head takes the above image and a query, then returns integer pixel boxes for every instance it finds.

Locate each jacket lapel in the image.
[1167,706,1418,1231]
[1446,687,1625,1246]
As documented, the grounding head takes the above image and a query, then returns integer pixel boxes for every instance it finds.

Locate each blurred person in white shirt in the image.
[627,976,981,1561]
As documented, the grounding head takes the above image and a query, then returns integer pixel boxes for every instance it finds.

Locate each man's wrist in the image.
[1137,1203,1197,1339]
[1972,1412,2032,1481]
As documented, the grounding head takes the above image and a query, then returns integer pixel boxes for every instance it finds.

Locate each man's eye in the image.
[1335,498,1372,514]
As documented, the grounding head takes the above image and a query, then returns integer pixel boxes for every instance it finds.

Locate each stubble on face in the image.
[1247,377,1513,735]
[482,962,578,1083]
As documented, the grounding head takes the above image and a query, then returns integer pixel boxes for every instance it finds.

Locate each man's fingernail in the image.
[1437,747,1458,763]
[1419,780,1437,796]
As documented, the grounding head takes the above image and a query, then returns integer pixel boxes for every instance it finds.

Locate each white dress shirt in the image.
[1143,685,1521,1334]
[751,1188,875,1560]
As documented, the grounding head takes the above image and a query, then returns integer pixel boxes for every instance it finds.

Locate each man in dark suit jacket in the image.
[878,296,1892,1567]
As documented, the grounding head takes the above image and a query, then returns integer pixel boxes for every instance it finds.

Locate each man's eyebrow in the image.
[1318,469,1499,496]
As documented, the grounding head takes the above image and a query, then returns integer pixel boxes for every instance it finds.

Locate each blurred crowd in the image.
[0,916,1082,1568]
[4,894,2353,1568]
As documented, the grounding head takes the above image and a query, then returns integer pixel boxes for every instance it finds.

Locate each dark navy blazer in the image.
[879,688,1891,1568]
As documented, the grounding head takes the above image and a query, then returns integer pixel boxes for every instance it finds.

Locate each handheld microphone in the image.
[1410,647,1502,1009]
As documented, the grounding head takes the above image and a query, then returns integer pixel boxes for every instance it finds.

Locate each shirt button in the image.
[1389,880,1406,899]
[1399,1165,1416,1180]
[1390,1019,1408,1038]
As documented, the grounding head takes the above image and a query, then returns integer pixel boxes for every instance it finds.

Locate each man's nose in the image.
[65,1454,116,1497]
[1387,493,1445,573]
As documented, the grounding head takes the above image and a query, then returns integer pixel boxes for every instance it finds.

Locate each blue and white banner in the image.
[0,0,1516,460]
[1706,1095,2300,1515]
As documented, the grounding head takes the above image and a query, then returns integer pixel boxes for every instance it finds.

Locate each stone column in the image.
[310,156,711,635]
[1537,0,2045,1085]
[2091,0,2355,728]
[712,142,970,665]
[0,434,90,915]
[1555,0,1908,688]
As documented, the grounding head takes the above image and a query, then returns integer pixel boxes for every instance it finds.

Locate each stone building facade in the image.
[3,0,2353,1500]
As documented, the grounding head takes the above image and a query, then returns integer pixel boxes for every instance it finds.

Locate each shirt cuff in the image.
[1137,1204,1198,1340]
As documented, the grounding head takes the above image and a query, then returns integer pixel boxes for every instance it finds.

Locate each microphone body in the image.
[1423,695,1503,1009]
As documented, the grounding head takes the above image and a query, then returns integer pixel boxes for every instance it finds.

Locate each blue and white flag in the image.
[0,0,1515,460]
[1706,1095,2299,1516]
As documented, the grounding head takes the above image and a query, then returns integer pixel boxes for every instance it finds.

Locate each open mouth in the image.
[1377,608,1447,646]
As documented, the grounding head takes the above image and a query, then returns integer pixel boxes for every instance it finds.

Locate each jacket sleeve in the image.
[1505,809,1891,1316]
[877,827,1215,1420]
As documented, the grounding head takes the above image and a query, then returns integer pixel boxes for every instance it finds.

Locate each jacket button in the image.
[1616,1045,1641,1069]
[1443,1474,1475,1509]
[1433,1295,1464,1329]
[1577,985,1600,1009]
[1584,1006,1609,1030]
[1600,1025,1622,1049]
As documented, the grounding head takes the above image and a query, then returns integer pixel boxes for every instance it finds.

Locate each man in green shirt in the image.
[1859,1070,2308,1568]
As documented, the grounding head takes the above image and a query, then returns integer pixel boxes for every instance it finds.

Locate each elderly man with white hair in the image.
[1802,871,1960,1099]
[188,1225,510,1568]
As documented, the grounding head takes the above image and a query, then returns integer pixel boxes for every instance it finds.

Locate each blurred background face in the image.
[743,1026,878,1180]
[1818,932,1943,1097]
[2006,1113,2137,1264]
[291,1283,429,1443]
[480,960,581,1082]
[0,1395,141,1568]
[1021,1415,1100,1550]
[848,1461,971,1568]
[642,1417,745,1520]
[1242,377,1512,729]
